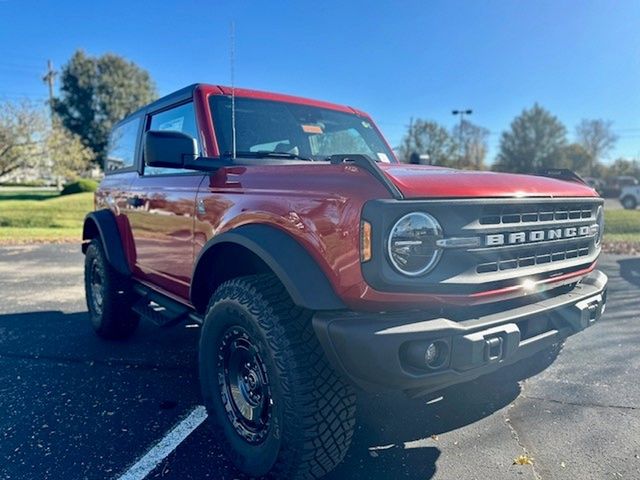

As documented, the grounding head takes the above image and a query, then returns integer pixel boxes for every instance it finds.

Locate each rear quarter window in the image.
[105,117,141,173]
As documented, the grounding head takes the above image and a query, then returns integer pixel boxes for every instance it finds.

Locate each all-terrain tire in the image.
[84,239,139,339]
[199,274,356,479]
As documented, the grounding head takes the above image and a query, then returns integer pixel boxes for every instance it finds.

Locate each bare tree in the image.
[0,101,46,179]
[47,125,95,181]
[0,100,94,183]
[575,119,618,175]
[451,119,490,170]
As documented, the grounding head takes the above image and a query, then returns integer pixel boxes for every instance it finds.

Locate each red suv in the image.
[83,84,607,479]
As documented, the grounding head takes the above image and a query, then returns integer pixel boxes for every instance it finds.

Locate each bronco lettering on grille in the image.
[485,225,596,246]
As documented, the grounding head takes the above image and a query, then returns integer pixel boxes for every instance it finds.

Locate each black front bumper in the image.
[313,270,607,397]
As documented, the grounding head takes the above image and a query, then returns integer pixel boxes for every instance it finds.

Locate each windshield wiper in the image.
[222,151,314,162]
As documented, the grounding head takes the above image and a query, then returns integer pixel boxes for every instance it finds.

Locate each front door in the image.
[126,102,204,300]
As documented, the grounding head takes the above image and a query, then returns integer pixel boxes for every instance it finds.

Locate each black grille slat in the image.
[479,203,595,226]
[473,200,598,275]
[476,242,591,274]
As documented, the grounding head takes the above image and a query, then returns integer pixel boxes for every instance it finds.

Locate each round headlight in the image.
[595,205,604,246]
[387,212,442,276]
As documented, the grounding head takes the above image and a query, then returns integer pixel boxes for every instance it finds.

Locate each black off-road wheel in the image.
[199,274,356,479]
[84,239,139,339]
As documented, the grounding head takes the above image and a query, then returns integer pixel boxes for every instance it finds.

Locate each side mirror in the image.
[144,130,197,168]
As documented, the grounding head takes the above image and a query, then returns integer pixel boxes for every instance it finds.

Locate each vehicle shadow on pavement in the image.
[0,310,200,371]
[618,258,640,287]
[330,372,526,479]
[0,310,204,480]
[0,310,546,480]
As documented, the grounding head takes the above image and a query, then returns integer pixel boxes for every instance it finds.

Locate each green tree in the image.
[399,119,457,166]
[451,119,490,170]
[53,50,157,165]
[606,158,640,179]
[561,143,592,175]
[575,119,618,175]
[494,104,567,173]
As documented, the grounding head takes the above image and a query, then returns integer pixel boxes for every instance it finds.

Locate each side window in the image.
[144,102,199,176]
[105,117,140,173]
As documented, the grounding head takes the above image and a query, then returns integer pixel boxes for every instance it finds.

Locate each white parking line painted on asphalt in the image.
[116,405,208,480]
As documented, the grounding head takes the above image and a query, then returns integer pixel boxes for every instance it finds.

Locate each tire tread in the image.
[84,239,138,339]
[204,274,356,479]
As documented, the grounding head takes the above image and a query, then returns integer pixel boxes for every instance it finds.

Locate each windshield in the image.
[209,95,395,162]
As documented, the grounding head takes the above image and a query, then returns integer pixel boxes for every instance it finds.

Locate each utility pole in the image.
[407,117,415,163]
[452,109,472,163]
[42,60,59,189]
[42,60,57,123]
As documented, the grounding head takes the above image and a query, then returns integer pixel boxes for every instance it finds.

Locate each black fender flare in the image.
[190,224,346,312]
[82,210,131,276]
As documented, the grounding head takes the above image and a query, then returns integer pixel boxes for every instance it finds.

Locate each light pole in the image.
[452,109,472,162]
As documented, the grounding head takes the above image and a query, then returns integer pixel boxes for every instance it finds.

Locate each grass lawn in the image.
[603,209,640,237]
[0,190,59,201]
[0,191,93,244]
[602,209,640,254]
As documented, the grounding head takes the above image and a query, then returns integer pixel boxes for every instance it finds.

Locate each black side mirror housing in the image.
[144,130,197,168]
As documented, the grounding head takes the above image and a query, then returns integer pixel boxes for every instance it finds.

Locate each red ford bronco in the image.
[83,84,607,479]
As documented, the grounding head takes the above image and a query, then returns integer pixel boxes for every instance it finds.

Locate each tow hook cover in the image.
[570,294,604,331]
[450,323,520,371]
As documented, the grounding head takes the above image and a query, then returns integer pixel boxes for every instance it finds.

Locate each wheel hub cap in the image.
[90,258,104,315]
[218,327,271,444]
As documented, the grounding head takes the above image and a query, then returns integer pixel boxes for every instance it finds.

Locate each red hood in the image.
[379,164,598,198]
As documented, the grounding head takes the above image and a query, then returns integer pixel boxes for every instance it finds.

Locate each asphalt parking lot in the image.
[604,198,622,210]
[1,244,639,480]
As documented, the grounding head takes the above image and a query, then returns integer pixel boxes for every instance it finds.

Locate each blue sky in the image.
[1,0,639,162]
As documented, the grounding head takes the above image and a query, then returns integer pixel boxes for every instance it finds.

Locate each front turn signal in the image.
[361,220,372,262]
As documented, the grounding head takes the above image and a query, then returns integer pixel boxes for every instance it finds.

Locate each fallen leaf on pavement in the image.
[513,454,534,466]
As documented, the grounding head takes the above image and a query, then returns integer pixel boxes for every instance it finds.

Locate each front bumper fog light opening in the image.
[402,340,450,370]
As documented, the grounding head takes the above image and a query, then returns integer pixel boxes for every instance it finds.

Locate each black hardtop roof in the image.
[120,83,200,124]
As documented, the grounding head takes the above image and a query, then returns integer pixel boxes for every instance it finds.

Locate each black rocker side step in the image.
[132,283,190,328]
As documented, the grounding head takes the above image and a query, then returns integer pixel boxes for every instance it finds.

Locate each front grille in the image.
[477,242,591,273]
[479,203,594,225]
[471,200,599,276]
[361,197,603,297]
